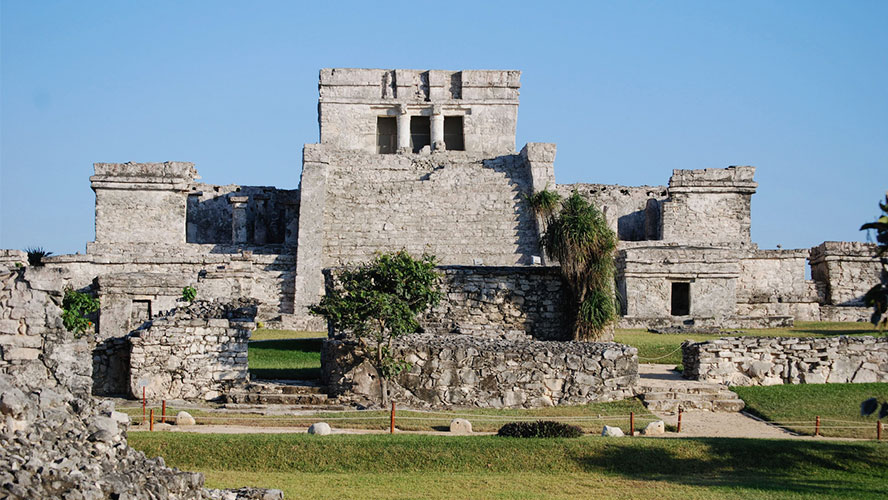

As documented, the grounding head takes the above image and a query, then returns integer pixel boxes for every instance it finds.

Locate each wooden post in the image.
[630,412,635,436]
[677,407,683,434]
[390,401,396,434]
[142,387,146,424]
[815,416,821,437]
[149,409,154,432]
[161,400,166,424]
[878,420,882,441]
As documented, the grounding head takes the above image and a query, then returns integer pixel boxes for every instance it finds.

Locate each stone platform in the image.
[635,364,745,412]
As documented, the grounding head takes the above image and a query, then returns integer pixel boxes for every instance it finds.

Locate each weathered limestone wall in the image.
[318,68,520,154]
[616,245,740,320]
[0,267,280,499]
[91,162,196,245]
[735,249,821,321]
[559,184,667,241]
[682,336,888,386]
[322,334,637,408]
[810,241,882,306]
[661,167,757,245]
[420,266,567,341]
[128,300,256,401]
[186,184,299,245]
[314,145,540,268]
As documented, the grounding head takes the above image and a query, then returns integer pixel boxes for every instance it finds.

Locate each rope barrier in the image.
[637,345,685,361]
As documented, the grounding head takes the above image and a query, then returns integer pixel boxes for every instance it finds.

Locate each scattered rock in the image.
[642,420,665,436]
[176,411,196,426]
[308,422,332,435]
[601,425,624,437]
[449,418,472,434]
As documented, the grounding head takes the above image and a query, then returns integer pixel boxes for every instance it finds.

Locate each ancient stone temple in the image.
[2,68,881,399]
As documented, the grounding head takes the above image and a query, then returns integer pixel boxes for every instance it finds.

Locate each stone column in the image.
[430,105,445,151]
[396,104,410,153]
[229,195,249,244]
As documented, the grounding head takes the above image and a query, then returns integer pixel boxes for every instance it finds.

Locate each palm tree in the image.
[539,191,618,341]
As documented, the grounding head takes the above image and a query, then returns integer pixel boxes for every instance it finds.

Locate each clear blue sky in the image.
[2,0,886,254]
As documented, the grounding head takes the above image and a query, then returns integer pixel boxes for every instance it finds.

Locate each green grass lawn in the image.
[615,321,881,366]
[129,433,888,499]
[125,399,657,433]
[248,338,323,380]
[250,328,324,341]
[732,383,888,439]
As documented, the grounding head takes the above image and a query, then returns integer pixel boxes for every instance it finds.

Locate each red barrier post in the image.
[815,416,821,437]
[878,421,882,441]
[149,409,154,432]
[161,400,166,424]
[390,401,395,434]
[630,412,635,436]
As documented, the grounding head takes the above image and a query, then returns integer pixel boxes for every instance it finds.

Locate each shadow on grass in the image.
[250,368,321,380]
[573,438,886,497]
[791,328,879,336]
[248,338,323,381]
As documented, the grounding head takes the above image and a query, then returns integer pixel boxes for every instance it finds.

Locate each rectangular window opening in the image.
[376,117,397,154]
[444,116,465,151]
[671,282,690,316]
[131,299,152,324]
[410,116,431,153]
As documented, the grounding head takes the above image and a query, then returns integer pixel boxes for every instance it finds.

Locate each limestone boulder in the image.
[308,422,332,435]
[449,418,472,434]
[602,425,624,437]
[642,420,665,436]
[176,411,196,426]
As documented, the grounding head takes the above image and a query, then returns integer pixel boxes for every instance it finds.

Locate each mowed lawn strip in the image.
[732,382,888,439]
[248,338,323,380]
[123,399,657,433]
[616,321,881,366]
[250,329,324,341]
[128,433,888,499]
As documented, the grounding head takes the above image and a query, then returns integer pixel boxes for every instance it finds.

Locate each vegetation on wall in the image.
[182,285,197,303]
[61,287,99,338]
[859,192,887,330]
[25,247,52,267]
[535,190,618,340]
[310,250,442,405]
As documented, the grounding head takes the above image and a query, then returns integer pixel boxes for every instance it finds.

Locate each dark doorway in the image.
[444,116,465,151]
[376,117,397,154]
[671,282,690,316]
[410,116,431,153]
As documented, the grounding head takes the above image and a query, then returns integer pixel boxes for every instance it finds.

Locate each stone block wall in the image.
[810,241,882,306]
[186,184,299,245]
[559,184,667,241]
[421,266,567,341]
[661,167,757,245]
[735,249,821,321]
[682,336,888,386]
[128,301,256,401]
[322,334,637,408]
[316,147,540,268]
[318,68,520,154]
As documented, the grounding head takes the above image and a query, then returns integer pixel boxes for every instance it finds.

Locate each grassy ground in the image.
[250,328,324,341]
[128,433,888,499]
[615,321,881,366]
[248,338,323,380]
[124,399,657,433]
[732,383,888,439]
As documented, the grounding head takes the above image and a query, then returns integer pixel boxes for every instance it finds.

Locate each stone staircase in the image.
[636,364,745,412]
[225,380,347,410]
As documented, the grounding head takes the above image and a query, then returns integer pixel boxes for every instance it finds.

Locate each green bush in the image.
[182,285,197,303]
[497,420,583,438]
[62,287,99,337]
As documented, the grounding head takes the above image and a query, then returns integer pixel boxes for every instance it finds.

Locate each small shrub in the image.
[182,286,197,303]
[497,420,583,438]
[25,247,52,267]
[256,321,265,329]
[62,287,100,338]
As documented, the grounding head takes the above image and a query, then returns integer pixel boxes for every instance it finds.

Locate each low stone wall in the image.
[128,300,256,401]
[682,336,888,386]
[0,268,280,499]
[421,265,567,340]
[322,334,637,408]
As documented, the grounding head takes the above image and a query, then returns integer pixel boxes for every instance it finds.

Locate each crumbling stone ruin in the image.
[1,68,882,403]
[0,266,281,499]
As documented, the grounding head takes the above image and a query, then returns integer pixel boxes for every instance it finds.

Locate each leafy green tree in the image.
[860,193,888,330]
[61,287,99,338]
[539,191,618,341]
[310,251,442,405]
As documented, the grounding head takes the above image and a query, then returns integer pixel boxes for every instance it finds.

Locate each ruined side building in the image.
[2,68,880,398]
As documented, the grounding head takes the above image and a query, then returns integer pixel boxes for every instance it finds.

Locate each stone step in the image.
[223,403,350,412]
[640,390,744,412]
[635,385,723,395]
[227,391,331,406]
[244,380,328,395]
